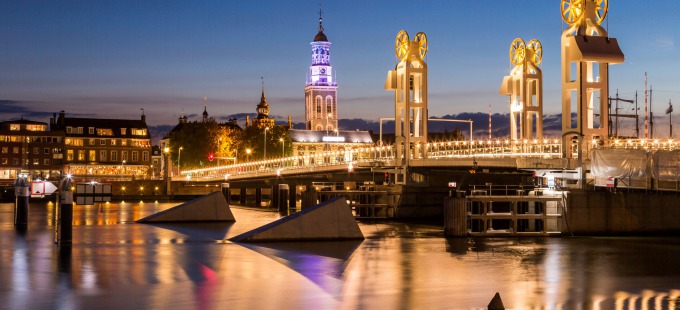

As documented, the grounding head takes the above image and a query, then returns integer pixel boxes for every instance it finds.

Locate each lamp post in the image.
[263,127,269,160]
[177,146,183,174]
[279,138,285,157]
[246,148,251,162]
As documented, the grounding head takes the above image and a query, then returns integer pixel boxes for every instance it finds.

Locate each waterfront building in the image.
[289,129,373,164]
[304,14,338,131]
[0,119,64,182]
[50,111,151,181]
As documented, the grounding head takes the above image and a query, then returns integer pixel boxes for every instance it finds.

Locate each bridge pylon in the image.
[560,0,624,160]
[500,38,544,141]
[385,30,428,184]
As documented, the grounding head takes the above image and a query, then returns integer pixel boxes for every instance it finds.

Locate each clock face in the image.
[320,68,326,74]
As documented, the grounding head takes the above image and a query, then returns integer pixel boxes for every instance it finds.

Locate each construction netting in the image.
[590,149,648,179]
[650,150,680,181]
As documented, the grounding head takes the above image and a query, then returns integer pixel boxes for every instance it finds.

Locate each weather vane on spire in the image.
[318,2,324,32]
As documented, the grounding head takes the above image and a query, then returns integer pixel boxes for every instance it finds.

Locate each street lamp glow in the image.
[279,138,285,157]
[263,127,270,160]
[246,148,252,162]
[178,146,184,173]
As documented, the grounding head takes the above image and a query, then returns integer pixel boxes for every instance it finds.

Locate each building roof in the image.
[289,129,373,144]
[0,119,47,126]
[53,114,150,139]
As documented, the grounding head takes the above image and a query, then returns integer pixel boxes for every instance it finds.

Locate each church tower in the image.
[305,12,338,131]
[252,78,275,129]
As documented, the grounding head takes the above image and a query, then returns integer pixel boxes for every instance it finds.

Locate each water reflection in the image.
[1,202,679,309]
[237,240,363,297]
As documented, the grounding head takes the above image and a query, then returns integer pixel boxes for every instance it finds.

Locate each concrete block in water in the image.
[230,197,363,242]
[137,191,235,223]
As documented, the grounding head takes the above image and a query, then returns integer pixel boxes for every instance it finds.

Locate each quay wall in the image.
[564,190,680,235]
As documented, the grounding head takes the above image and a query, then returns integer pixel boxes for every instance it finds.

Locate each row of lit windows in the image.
[0,158,61,166]
[0,147,61,154]
[6,124,47,131]
[66,126,147,136]
[63,138,150,147]
[0,136,61,143]
[65,150,149,162]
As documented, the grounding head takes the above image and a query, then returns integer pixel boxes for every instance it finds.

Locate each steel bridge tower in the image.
[500,38,544,140]
[560,0,624,159]
[385,30,428,184]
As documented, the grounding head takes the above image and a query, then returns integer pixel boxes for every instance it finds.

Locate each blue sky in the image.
[1,1,678,137]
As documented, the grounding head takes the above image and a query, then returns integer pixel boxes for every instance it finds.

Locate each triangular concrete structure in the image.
[137,191,235,223]
[230,197,363,242]
[487,292,505,310]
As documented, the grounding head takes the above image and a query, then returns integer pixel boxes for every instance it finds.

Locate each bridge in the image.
[176,137,677,183]
[176,138,566,183]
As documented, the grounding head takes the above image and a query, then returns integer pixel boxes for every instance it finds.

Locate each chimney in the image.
[59,110,66,127]
[50,113,56,128]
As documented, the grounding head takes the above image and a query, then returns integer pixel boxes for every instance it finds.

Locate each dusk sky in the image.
[1,1,678,138]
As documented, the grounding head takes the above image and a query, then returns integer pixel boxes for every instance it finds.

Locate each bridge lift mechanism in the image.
[560,0,624,158]
[500,38,544,140]
[385,30,429,184]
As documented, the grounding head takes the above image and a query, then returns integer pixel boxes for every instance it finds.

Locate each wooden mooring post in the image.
[444,191,467,237]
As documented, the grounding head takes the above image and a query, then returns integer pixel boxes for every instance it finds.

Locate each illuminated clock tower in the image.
[305,14,338,131]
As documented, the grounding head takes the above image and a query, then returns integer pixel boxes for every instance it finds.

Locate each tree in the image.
[169,121,241,169]
[239,125,290,161]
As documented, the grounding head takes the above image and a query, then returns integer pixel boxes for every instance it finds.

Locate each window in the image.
[88,150,95,161]
[33,159,40,165]
[97,129,113,136]
[122,151,128,161]
[100,150,107,161]
[89,139,95,145]
[121,128,127,135]
[44,159,51,165]
[111,151,117,161]
[100,139,106,145]
[67,150,74,161]
[44,148,50,154]
[121,140,127,146]
[1,147,7,154]
[132,128,147,136]
[89,127,95,134]
[153,158,159,165]
[1,158,7,165]
[66,127,72,134]
[9,124,20,131]
[142,151,149,162]
[111,139,116,146]
[33,147,39,154]
[78,150,85,161]
[13,158,19,165]
[13,147,19,154]
[131,151,138,161]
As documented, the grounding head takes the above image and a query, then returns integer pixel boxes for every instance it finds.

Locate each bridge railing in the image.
[591,138,678,151]
[177,139,564,181]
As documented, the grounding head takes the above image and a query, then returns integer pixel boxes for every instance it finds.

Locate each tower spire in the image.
[318,4,324,33]
[261,76,266,100]
[202,96,209,122]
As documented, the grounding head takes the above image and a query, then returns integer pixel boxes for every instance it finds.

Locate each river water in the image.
[1,201,679,309]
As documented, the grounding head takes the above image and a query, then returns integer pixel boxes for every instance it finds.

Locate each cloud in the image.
[655,36,674,50]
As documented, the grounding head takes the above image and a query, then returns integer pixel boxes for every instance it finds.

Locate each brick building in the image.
[50,111,152,182]
[0,119,64,182]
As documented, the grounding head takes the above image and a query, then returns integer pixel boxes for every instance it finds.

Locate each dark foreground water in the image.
[1,201,679,310]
